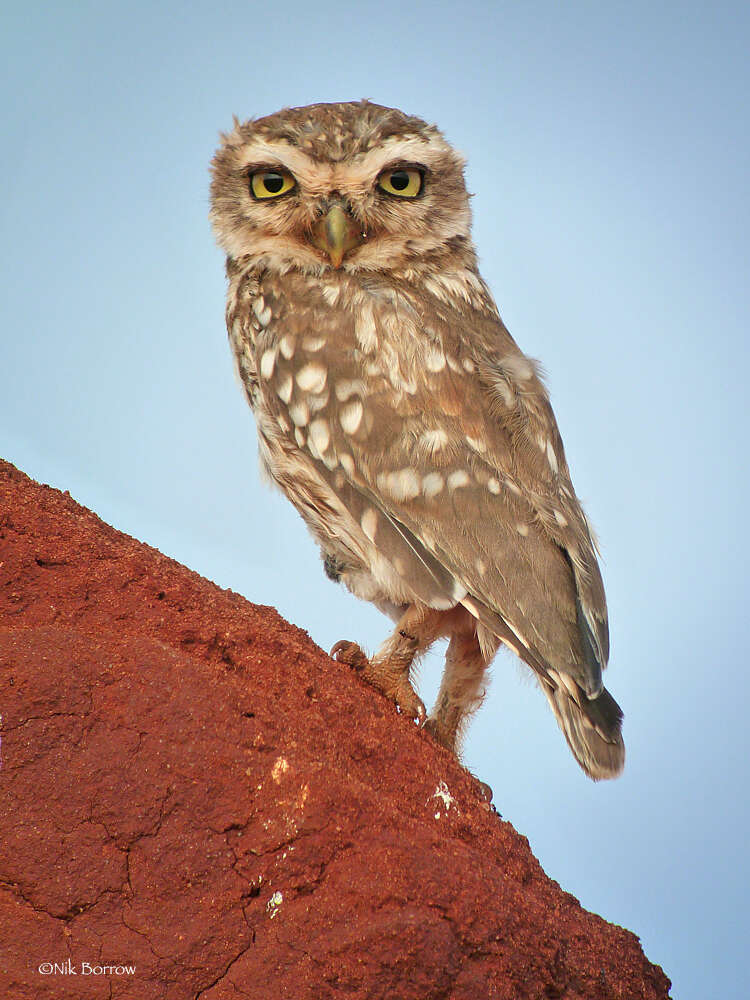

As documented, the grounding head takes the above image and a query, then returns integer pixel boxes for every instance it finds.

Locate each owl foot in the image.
[330,640,426,722]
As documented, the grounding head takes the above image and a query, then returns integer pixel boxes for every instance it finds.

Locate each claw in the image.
[390,681,425,723]
[330,639,369,672]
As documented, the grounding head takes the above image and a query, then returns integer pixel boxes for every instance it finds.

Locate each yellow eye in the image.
[377,167,423,198]
[250,169,296,199]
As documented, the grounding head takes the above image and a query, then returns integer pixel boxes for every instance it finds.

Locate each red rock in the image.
[0,459,671,999]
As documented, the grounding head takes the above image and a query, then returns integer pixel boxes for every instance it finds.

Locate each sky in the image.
[2,1,748,995]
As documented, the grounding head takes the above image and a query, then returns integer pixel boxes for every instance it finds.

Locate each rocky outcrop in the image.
[0,460,671,999]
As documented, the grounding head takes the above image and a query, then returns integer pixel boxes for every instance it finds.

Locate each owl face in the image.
[210,101,472,276]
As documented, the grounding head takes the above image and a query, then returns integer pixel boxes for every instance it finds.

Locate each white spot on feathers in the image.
[289,401,309,427]
[355,307,378,353]
[424,344,446,372]
[276,371,293,403]
[252,297,272,327]
[279,334,296,360]
[447,470,470,491]
[422,472,444,499]
[361,507,378,541]
[302,335,326,352]
[309,418,331,454]
[546,439,559,474]
[379,468,421,501]
[418,428,450,454]
[296,362,328,394]
[466,435,486,453]
[339,399,364,435]
[260,348,277,380]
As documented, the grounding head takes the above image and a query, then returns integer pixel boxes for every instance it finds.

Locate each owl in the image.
[210,101,624,781]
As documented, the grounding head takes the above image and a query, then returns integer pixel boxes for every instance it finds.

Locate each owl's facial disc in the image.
[309,202,367,268]
[211,109,473,272]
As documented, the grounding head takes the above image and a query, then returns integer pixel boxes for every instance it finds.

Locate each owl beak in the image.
[310,203,366,268]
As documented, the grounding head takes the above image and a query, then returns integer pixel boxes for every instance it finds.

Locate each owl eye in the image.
[250,169,296,200]
[377,167,423,198]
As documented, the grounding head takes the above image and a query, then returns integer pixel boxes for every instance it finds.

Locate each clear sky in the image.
[2,2,748,996]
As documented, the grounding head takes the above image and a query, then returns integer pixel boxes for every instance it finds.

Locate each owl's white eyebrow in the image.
[238,140,335,189]
[348,136,460,178]
[237,134,459,196]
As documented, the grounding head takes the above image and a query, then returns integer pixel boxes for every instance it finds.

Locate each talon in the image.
[393,685,426,723]
[330,639,369,672]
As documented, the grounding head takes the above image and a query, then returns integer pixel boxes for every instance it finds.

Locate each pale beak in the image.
[309,203,366,268]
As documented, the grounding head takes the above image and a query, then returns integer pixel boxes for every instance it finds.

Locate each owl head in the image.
[210,101,474,276]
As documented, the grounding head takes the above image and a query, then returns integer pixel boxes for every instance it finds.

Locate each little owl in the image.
[210,101,624,781]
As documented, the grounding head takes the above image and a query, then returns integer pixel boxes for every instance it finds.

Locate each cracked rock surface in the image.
[0,460,672,999]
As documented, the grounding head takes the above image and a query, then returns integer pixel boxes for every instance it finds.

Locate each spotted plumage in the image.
[210,100,624,781]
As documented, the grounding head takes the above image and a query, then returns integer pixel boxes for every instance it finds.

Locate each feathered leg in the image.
[424,626,498,754]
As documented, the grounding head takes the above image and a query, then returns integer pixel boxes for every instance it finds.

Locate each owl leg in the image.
[331,604,446,722]
[424,627,496,755]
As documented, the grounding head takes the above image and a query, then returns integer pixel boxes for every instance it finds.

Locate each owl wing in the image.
[338,351,608,701]
[407,300,612,699]
[253,281,608,699]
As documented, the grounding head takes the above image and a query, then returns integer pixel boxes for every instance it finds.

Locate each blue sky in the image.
[2,2,748,996]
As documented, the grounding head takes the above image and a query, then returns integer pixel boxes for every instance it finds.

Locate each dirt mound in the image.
[0,460,670,998]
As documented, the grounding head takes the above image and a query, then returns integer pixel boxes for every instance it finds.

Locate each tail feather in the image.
[462,593,625,779]
[541,675,625,780]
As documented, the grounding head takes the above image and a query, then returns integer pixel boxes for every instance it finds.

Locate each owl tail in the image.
[541,677,625,780]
